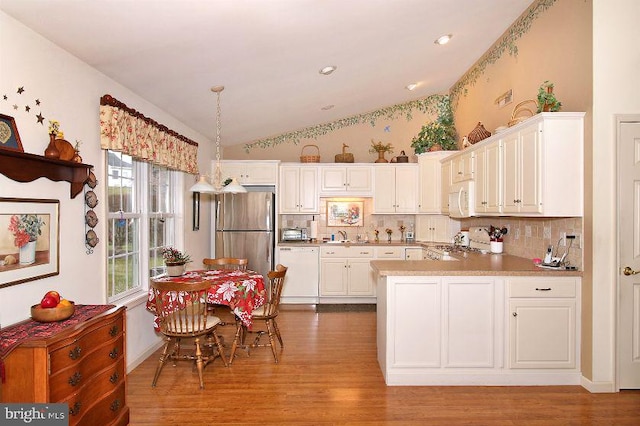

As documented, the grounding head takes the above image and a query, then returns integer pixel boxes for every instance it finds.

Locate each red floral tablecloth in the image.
[146,269,266,330]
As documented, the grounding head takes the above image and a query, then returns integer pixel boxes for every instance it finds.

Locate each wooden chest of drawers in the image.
[1,306,129,426]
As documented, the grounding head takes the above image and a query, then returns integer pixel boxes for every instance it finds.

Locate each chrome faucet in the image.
[338,230,348,241]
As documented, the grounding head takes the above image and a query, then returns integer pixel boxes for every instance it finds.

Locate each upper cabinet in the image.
[443,112,584,217]
[319,165,372,195]
[220,160,278,185]
[279,164,319,214]
[418,151,455,214]
[373,164,418,213]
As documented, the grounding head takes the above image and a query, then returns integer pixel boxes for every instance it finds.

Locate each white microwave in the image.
[448,181,475,218]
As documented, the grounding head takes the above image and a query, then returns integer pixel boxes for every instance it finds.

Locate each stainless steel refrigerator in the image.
[214,187,275,279]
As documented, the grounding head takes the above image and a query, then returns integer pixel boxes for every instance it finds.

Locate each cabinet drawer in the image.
[509,278,576,298]
[65,379,127,426]
[320,246,373,258]
[49,315,124,372]
[375,247,403,258]
[50,337,124,401]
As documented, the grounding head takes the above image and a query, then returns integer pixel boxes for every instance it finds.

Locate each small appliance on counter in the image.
[281,227,310,242]
[454,229,470,247]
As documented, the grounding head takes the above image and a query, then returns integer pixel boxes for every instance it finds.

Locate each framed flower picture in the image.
[0,198,60,288]
[0,114,24,152]
[327,201,364,227]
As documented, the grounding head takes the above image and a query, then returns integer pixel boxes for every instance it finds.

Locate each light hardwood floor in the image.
[127,305,640,425]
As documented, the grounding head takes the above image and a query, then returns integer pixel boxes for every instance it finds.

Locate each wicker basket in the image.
[508,99,538,127]
[467,122,491,144]
[335,143,354,163]
[300,144,320,163]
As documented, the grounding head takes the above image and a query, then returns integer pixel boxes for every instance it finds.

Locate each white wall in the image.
[590,0,640,390]
[0,12,213,369]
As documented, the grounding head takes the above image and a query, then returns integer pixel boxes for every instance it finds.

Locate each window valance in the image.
[100,94,199,174]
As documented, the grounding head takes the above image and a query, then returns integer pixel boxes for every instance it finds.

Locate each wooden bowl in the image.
[31,302,75,322]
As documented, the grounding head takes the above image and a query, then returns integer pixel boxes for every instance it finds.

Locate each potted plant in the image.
[369,140,394,163]
[536,80,562,113]
[411,97,458,153]
[161,246,192,276]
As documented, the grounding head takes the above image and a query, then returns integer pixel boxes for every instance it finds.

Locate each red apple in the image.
[40,295,58,308]
[44,290,61,304]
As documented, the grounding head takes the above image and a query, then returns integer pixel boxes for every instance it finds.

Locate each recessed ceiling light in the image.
[321,104,335,110]
[405,83,418,91]
[434,34,453,45]
[319,65,337,75]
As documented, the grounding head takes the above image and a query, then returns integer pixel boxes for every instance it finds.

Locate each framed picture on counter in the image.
[0,198,60,288]
[327,200,363,227]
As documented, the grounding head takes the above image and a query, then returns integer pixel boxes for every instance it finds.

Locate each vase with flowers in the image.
[8,214,45,265]
[373,229,380,243]
[385,228,393,243]
[45,120,62,159]
[399,225,406,242]
[162,246,192,276]
[488,226,508,254]
[370,140,394,163]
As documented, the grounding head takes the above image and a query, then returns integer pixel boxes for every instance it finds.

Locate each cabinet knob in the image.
[68,371,82,386]
[109,348,119,359]
[109,325,119,337]
[512,312,517,317]
[69,402,82,416]
[69,346,82,360]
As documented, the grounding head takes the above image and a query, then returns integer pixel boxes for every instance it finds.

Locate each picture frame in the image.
[0,198,60,288]
[327,200,364,227]
[0,114,24,153]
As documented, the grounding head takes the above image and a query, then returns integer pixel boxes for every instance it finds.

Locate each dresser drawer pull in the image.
[110,399,121,412]
[109,348,119,359]
[110,372,119,384]
[69,402,82,416]
[535,287,552,291]
[69,346,82,360]
[68,372,82,386]
[109,325,119,337]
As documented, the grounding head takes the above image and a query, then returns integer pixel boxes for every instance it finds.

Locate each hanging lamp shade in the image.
[223,177,247,193]
[189,176,216,193]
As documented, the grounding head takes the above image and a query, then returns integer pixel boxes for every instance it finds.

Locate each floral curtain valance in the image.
[99,94,199,174]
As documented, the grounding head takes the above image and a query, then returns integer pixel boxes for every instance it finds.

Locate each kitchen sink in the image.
[323,240,353,244]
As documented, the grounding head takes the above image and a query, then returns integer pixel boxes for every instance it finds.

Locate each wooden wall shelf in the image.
[0,150,93,199]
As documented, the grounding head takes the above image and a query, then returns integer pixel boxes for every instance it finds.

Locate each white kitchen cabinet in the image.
[320,246,375,298]
[220,160,278,185]
[278,165,319,214]
[474,140,502,214]
[502,123,541,214]
[373,164,418,213]
[415,215,451,242]
[320,165,372,194]
[440,159,452,214]
[507,277,579,369]
[451,151,474,183]
[418,151,455,213]
[404,247,423,260]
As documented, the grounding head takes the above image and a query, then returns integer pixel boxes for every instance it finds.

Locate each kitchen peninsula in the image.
[371,253,582,386]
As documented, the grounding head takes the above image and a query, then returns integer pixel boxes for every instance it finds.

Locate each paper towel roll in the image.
[309,221,318,240]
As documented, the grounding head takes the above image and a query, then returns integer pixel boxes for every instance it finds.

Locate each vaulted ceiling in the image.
[0,0,533,146]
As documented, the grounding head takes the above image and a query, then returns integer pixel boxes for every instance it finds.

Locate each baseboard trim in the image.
[580,376,616,393]
[127,340,164,374]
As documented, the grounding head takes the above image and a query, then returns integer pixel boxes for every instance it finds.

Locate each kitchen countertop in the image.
[278,241,424,247]
[371,252,582,277]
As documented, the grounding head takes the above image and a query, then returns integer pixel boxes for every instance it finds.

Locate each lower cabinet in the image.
[320,246,375,299]
[1,306,129,426]
[507,277,578,369]
[376,274,581,386]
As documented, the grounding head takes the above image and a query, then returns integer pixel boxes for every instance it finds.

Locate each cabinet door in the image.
[245,163,277,184]
[474,147,488,212]
[394,166,418,213]
[430,215,450,243]
[298,167,319,213]
[419,155,441,213]
[404,248,423,260]
[346,167,372,192]
[518,124,542,214]
[221,163,247,183]
[347,259,374,296]
[501,133,520,213]
[279,166,301,213]
[485,141,502,213]
[373,167,397,213]
[320,167,347,192]
[509,299,576,369]
[440,160,451,213]
[320,259,347,295]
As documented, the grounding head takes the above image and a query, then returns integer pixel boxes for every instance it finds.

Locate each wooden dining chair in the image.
[149,279,227,389]
[230,264,288,364]
[203,257,248,271]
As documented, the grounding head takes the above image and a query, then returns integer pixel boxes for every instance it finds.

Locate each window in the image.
[106,151,183,302]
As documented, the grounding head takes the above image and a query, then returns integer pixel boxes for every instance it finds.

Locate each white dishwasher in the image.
[277,246,319,304]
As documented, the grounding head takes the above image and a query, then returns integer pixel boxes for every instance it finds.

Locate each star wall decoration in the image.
[384,126,391,132]
[36,112,45,124]
[17,87,24,94]
[3,95,7,100]
[25,105,31,112]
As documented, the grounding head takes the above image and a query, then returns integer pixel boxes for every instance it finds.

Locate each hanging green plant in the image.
[536,80,562,113]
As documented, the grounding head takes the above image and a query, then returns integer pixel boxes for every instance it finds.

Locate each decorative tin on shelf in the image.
[300,144,320,163]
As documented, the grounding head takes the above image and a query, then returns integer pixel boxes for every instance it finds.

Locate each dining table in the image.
[146,269,266,330]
